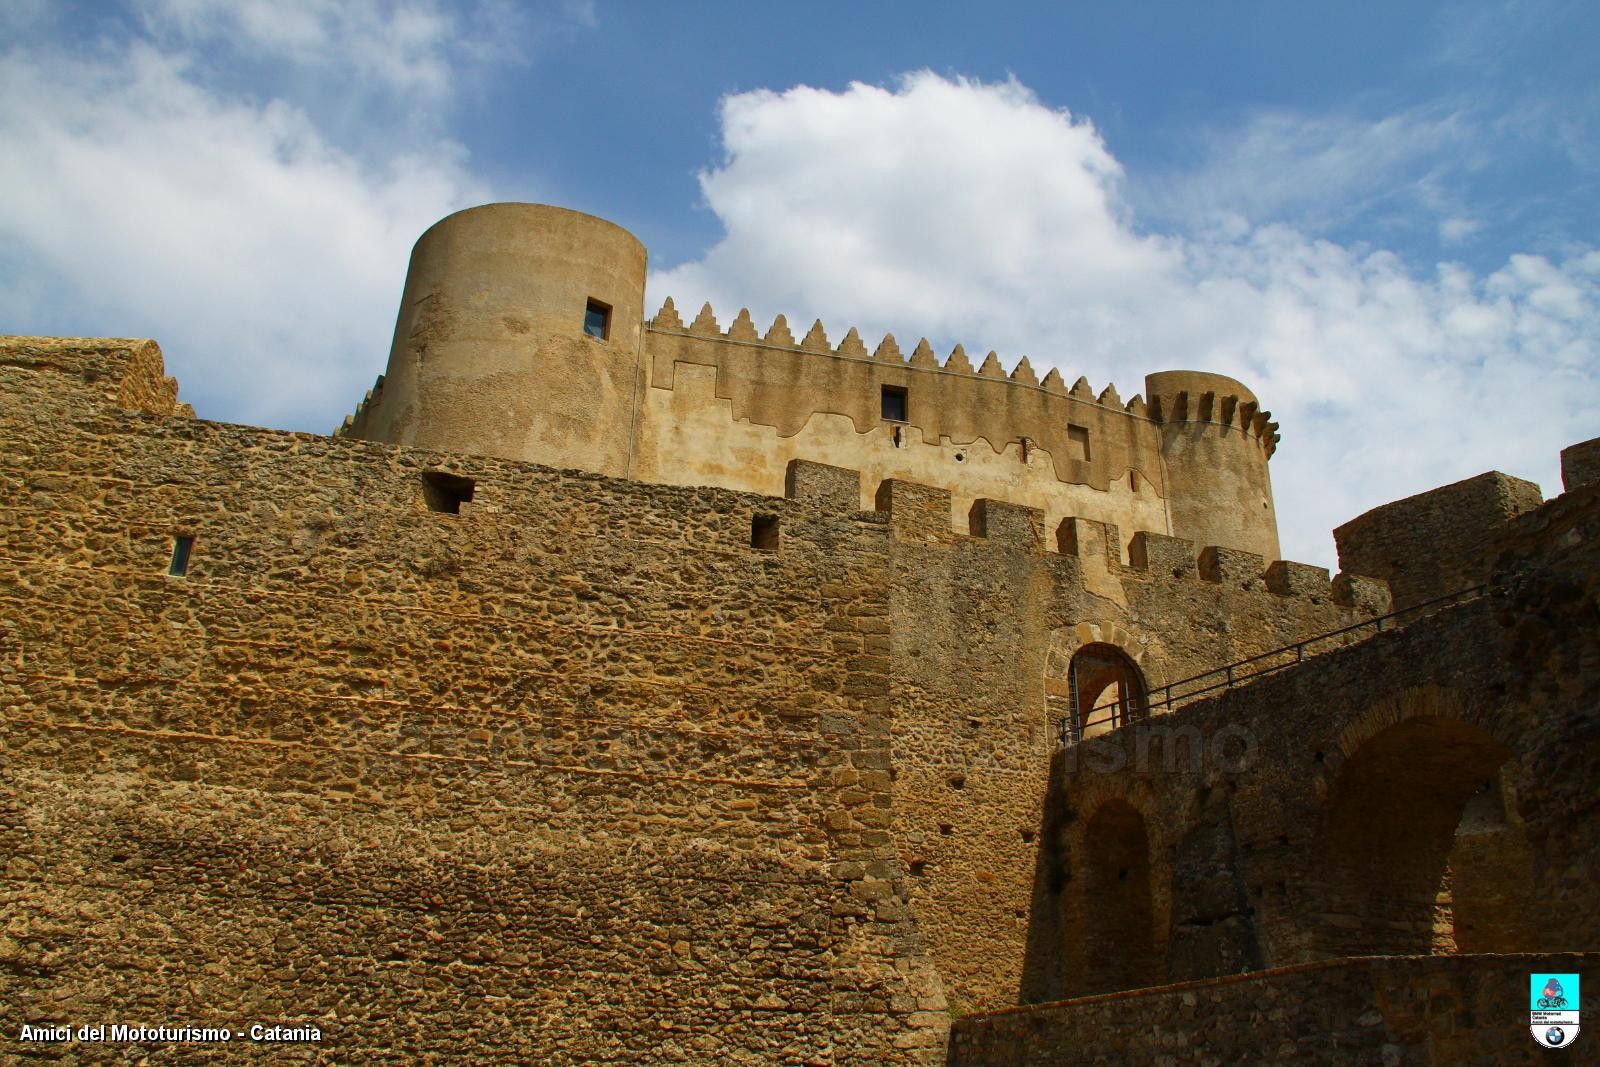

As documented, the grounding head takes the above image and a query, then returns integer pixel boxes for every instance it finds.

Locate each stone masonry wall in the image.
[0,339,946,1064]
[10,337,1586,1062]
[1030,478,1600,997]
[948,951,1595,1066]
[866,485,1387,1012]
[1334,471,1545,613]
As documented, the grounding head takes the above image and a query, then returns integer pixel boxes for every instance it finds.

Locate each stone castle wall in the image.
[6,335,1593,1062]
[948,952,1595,1066]
[0,338,947,1063]
[342,203,1283,562]
[0,336,1381,1057]
[1019,473,1600,1001]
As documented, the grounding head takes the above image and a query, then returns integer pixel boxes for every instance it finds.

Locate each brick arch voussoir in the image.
[1046,618,1169,694]
[1064,780,1172,859]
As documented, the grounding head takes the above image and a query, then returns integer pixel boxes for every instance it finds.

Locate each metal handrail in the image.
[1062,583,1487,744]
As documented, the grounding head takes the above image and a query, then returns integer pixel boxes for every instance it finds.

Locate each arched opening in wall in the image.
[1081,799,1158,994]
[1069,644,1147,740]
[1313,715,1529,958]
[1443,769,1539,952]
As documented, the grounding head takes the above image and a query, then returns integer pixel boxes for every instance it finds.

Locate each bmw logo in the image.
[1546,1026,1566,1046]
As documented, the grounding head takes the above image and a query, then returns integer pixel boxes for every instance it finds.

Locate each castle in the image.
[0,203,1594,1064]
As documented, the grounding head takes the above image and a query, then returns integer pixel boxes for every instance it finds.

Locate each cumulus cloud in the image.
[652,73,1600,567]
[0,38,487,430]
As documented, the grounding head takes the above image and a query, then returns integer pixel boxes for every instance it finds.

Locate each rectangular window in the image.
[422,471,476,514]
[168,535,194,577]
[751,514,780,551]
[584,298,611,340]
[881,384,908,423]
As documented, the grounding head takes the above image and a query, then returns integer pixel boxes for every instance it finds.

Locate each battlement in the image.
[0,335,193,419]
[8,334,1595,1060]
[649,296,1157,420]
[1144,369,1279,457]
[784,460,1381,612]
[337,371,385,437]
[341,203,1284,562]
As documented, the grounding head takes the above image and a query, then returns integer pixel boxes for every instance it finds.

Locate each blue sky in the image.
[2,1,1596,567]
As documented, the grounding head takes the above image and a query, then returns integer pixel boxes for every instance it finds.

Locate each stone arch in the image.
[1311,687,1525,957]
[1045,621,1168,741]
[1079,798,1159,993]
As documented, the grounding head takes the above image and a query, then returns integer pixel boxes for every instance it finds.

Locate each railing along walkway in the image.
[1064,584,1487,744]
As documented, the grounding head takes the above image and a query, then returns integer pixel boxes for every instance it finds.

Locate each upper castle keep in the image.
[1,203,1595,1064]
[338,203,1282,564]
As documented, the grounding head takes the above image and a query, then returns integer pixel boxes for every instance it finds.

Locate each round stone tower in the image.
[355,203,647,476]
[1143,370,1281,561]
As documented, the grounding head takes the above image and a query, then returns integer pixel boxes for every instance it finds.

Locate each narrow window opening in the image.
[583,298,612,340]
[751,513,780,551]
[891,424,904,448]
[909,860,927,877]
[1129,470,1139,493]
[880,384,908,423]
[168,535,194,576]
[422,471,476,514]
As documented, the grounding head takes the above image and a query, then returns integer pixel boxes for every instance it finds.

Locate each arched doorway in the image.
[1069,643,1148,740]
[1313,714,1530,956]
[1081,799,1158,993]
[1442,769,1538,952]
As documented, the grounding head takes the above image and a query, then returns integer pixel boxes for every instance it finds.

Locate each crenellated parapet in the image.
[642,296,1168,517]
[1144,371,1279,457]
[784,460,1383,614]
[649,296,1154,421]
[1141,371,1281,561]
[347,203,1281,562]
[336,372,387,437]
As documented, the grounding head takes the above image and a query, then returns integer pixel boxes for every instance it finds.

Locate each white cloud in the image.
[1139,107,1478,239]
[0,31,490,429]
[135,0,516,100]
[1440,216,1481,243]
[652,73,1600,568]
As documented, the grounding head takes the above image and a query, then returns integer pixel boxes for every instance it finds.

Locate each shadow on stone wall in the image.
[1017,751,1069,1005]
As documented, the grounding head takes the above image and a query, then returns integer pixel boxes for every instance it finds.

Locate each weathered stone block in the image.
[967,499,1044,550]
[785,458,860,511]
[874,479,952,543]
[1561,436,1600,492]
[1334,470,1542,611]
[1265,559,1331,599]
[1332,572,1391,615]
[1198,545,1265,586]
[1129,531,1197,578]
[1056,517,1120,566]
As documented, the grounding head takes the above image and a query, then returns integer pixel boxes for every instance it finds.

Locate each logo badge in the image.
[1531,973,1580,1050]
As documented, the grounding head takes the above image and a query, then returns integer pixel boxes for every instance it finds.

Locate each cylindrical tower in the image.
[354,203,648,477]
[1144,370,1281,560]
